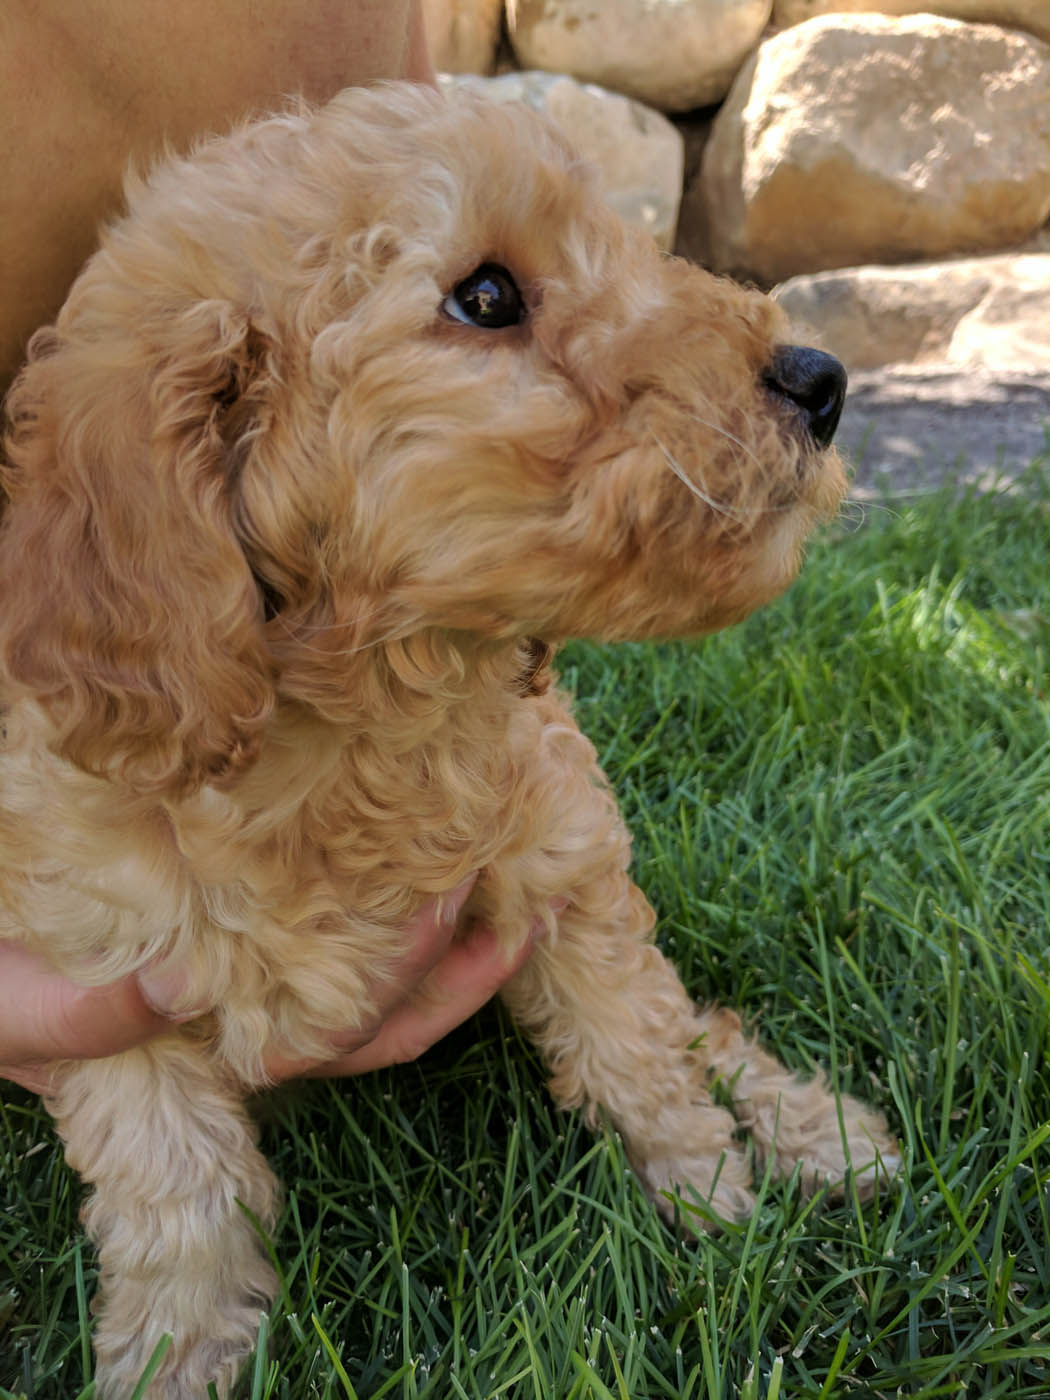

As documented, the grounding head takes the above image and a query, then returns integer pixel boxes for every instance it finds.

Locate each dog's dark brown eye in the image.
[443,264,525,329]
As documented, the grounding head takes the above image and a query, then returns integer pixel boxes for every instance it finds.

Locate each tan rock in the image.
[423,0,504,74]
[774,254,1050,371]
[772,0,1050,45]
[701,14,1050,283]
[506,0,773,113]
[946,258,1050,370]
[440,71,684,248]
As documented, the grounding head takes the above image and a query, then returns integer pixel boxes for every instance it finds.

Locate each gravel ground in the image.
[838,366,1050,498]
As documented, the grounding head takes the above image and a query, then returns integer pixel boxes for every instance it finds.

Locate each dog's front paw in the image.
[94,1266,275,1400]
[744,1077,901,1198]
[790,1092,902,1198]
[632,1129,756,1231]
[690,1006,900,1201]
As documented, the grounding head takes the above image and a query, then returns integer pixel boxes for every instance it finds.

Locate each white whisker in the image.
[838,496,904,530]
[653,431,805,521]
[652,433,751,521]
[271,610,412,659]
[681,410,766,475]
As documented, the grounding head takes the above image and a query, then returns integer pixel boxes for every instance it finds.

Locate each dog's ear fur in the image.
[0,300,275,794]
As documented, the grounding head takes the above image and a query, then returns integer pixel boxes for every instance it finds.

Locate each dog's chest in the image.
[212,688,606,956]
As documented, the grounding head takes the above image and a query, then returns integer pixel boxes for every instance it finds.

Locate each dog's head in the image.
[0,83,846,793]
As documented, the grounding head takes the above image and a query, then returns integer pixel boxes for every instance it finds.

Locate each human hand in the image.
[0,941,176,1094]
[260,873,548,1080]
[0,874,543,1093]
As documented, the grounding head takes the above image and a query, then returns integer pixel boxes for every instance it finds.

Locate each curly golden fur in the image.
[0,83,898,1397]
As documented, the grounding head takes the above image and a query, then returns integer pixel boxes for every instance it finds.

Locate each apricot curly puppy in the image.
[0,84,898,1397]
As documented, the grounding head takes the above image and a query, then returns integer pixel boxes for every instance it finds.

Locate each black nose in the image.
[764,346,847,449]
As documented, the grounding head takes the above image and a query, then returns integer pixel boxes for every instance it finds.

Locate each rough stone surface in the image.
[772,0,1050,44]
[423,0,504,73]
[507,0,772,112]
[440,71,684,249]
[775,254,1050,371]
[701,14,1050,283]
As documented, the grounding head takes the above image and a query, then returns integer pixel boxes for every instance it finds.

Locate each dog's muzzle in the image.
[764,346,847,450]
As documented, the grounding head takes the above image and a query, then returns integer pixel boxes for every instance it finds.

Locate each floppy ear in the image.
[0,300,275,794]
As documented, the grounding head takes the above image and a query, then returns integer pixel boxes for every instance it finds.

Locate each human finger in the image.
[0,944,167,1092]
[288,915,543,1080]
[377,872,480,1005]
[260,874,481,1080]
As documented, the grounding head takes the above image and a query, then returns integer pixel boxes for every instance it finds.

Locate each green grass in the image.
[3,462,1050,1399]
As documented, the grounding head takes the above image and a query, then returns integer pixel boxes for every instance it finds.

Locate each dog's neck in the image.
[270,625,554,736]
[218,630,556,870]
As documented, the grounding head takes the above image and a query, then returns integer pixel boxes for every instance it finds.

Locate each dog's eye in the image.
[443,264,526,329]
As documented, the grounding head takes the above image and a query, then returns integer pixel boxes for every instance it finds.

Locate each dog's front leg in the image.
[500,869,758,1226]
[48,1037,277,1399]
[502,863,898,1226]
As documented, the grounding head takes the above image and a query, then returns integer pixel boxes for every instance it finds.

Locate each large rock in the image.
[506,0,772,113]
[423,0,504,74]
[772,1,1050,45]
[440,72,684,249]
[775,254,1050,371]
[702,14,1050,283]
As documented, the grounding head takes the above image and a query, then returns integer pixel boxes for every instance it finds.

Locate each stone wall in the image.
[425,0,1050,375]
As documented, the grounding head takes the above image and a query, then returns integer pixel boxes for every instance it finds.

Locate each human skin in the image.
[0,2,542,1091]
[0,878,544,1093]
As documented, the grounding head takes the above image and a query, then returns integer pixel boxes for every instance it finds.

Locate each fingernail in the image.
[441,871,479,927]
[528,915,552,943]
[526,898,569,944]
[138,967,204,1022]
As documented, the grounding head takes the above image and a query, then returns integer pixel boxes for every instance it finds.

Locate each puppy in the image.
[0,83,897,1397]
